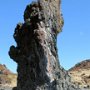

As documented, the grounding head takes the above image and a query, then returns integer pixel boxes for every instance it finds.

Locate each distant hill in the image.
[68,59,90,88]
[0,64,17,87]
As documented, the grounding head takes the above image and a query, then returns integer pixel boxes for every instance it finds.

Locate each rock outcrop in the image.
[9,0,80,90]
[69,60,90,89]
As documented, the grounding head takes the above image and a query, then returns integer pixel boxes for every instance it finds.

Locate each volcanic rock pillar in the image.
[9,0,80,90]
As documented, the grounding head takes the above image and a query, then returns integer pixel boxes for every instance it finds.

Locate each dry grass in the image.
[69,69,90,88]
[0,73,17,87]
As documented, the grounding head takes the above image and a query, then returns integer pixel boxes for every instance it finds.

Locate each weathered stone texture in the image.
[9,0,80,90]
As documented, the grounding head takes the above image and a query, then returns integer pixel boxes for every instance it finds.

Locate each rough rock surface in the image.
[9,0,80,90]
[69,60,90,89]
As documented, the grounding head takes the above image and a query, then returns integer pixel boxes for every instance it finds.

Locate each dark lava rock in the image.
[9,0,80,90]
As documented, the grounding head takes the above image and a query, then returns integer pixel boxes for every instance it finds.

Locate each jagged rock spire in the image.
[9,0,80,90]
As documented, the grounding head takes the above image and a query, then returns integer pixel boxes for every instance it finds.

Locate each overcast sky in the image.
[0,0,90,73]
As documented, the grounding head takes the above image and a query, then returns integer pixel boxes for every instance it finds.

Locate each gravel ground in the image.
[81,88,90,90]
[0,87,90,90]
[0,86,13,90]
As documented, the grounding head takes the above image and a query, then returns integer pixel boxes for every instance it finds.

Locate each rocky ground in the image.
[0,86,12,90]
[69,59,90,89]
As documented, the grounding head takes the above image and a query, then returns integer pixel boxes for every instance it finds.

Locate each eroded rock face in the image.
[9,0,80,90]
